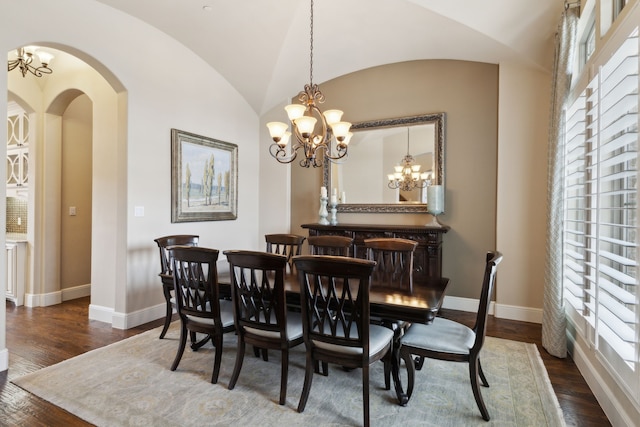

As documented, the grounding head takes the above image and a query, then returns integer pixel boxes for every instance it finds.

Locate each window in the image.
[585,21,597,62]
[615,0,629,20]
[563,27,639,397]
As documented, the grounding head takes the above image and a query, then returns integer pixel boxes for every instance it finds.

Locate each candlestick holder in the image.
[329,201,338,225]
[319,196,329,225]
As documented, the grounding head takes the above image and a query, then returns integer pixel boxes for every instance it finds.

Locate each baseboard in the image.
[24,291,62,307]
[89,304,115,324]
[0,348,8,372]
[569,331,640,427]
[89,302,169,330]
[115,303,170,330]
[61,284,91,301]
[24,284,91,307]
[441,296,542,324]
[494,303,542,324]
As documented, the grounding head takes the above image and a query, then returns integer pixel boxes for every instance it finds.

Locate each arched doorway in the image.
[6,45,125,318]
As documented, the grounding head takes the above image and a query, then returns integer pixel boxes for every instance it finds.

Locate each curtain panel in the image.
[542,6,579,359]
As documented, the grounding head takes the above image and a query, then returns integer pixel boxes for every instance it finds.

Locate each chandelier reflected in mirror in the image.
[387,128,431,191]
[8,46,54,78]
[266,0,352,168]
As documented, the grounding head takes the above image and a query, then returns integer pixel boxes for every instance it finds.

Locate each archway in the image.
[6,45,126,321]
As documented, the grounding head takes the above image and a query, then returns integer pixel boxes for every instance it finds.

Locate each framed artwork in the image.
[171,128,238,222]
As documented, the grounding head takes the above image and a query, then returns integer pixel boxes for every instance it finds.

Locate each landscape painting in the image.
[171,129,238,222]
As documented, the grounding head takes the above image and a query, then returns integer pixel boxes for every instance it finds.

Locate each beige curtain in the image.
[542,6,579,359]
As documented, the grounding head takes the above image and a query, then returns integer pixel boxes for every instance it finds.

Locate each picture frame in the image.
[171,128,238,222]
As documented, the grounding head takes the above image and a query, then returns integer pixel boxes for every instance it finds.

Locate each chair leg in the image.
[253,345,261,358]
[279,349,289,405]
[383,351,392,390]
[478,358,489,387]
[362,364,370,427]
[159,285,173,339]
[470,356,490,421]
[314,360,328,376]
[228,338,246,390]
[170,323,188,371]
[297,352,315,413]
[211,334,224,384]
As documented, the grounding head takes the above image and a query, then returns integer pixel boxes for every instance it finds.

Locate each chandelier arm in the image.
[323,144,348,161]
[269,142,300,164]
[7,59,20,71]
[34,66,53,76]
[27,66,52,78]
[307,102,328,144]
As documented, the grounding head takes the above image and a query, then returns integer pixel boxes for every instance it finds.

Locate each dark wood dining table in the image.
[217,269,450,405]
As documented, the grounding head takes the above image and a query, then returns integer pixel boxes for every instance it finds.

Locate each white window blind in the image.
[563,27,639,393]
[564,90,587,314]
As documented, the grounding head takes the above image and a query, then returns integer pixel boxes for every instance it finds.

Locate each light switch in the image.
[134,206,144,217]
[69,206,77,216]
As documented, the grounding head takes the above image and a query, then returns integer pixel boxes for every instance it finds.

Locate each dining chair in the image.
[398,251,503,421]
[224,250,304,405]
[307,234,354,376]
[307,235,353,256]
[363,237,418,292]
[265,233,306,274]
[169,246,235,384]
[153,234,199,339]
[364,237,418,388]
[293,255,394,427]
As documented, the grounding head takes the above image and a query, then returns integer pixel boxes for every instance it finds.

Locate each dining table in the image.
[217,268,450,405]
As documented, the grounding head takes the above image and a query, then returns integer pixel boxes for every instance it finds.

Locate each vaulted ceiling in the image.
[95,0,564,114]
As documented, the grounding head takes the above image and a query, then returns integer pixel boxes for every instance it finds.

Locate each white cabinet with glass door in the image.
[7,102,29,195]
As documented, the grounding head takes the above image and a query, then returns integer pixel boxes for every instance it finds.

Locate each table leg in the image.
[391,337,410,406]
[382,320,411,406]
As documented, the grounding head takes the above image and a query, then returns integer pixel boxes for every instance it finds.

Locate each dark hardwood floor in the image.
[0,298,610,426]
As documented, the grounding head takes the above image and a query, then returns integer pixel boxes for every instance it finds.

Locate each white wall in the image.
[60,94,92,290]
[0,0,260,355]
[496,61,551,322]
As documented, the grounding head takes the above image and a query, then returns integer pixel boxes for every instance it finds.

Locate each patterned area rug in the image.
[13,322,565,426]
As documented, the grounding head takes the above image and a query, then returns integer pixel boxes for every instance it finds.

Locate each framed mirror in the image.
[324,113,445,213]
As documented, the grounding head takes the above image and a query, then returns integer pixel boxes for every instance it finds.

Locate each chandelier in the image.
[387,128,431,191]
[266,0,352,168]
[8,46,54,78]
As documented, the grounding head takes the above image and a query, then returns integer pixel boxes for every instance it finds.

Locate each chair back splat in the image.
[364,238,418,292]
[265,233,306,273]
[224,250,304,405]
[169,246,235,384]
[308,235,353,256]
[293,255,394,427]
[398,251,503,421]
[153,234,199,339]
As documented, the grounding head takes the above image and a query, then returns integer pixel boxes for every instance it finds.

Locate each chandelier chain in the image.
[309,0,314,86]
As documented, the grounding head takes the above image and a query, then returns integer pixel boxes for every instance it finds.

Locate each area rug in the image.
[13,322,565,426]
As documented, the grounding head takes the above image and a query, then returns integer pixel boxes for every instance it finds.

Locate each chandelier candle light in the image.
[266,0,352,168]
[8,46,54,78]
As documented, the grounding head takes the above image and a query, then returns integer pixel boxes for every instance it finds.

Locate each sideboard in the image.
[301,223,449,281]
